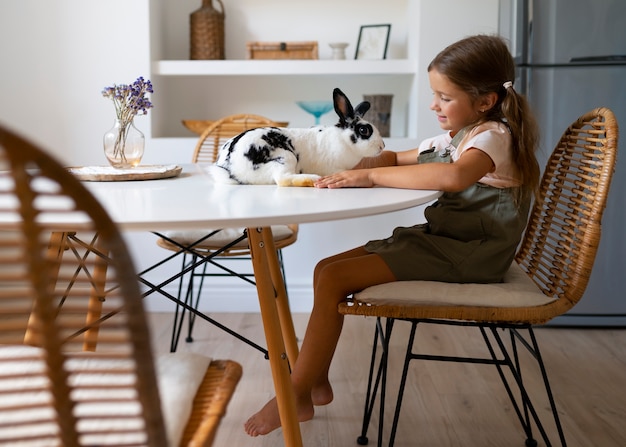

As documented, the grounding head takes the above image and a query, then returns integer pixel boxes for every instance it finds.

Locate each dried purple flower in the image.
[102,76,154,123]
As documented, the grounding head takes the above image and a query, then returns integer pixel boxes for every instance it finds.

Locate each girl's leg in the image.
[244,247,396,436]
[310,247,390,405]
[312,246,371,285]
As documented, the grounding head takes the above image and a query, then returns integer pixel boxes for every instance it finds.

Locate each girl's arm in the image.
[316,148,493,191]
[396,148,421,165]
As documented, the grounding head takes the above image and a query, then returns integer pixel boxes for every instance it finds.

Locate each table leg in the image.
[32,232,109,351]
[263,233,299,366]
[24,231,69,346]
[247,226,303,447]
[82,235,109,351]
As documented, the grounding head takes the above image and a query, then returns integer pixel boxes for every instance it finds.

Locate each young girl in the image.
[244,34,540,437]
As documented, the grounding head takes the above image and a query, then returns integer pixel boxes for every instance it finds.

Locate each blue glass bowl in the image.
[296,100,334,124]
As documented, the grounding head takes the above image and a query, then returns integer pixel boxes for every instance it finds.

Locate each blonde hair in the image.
[428,35,540,198]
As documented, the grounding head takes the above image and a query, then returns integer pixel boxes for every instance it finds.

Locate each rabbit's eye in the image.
[356,124,373,139]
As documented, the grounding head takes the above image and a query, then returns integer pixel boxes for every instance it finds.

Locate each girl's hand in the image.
[315,169,374,188]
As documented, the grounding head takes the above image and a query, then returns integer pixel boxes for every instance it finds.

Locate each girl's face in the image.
[428,69,483,133]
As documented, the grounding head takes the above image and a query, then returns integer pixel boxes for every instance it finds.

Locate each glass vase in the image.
[103,118,145,168]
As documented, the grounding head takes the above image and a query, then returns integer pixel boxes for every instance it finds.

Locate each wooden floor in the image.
[147,312,626,447]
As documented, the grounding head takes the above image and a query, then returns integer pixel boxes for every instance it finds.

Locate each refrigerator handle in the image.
[521,0,531,65]
[570,55,626,63]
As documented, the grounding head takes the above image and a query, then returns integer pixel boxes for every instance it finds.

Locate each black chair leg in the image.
[357,317,395,446]
[185,256,208,343]
[170,252,194,352]
[485,326,567,447]
[358,320,567,447]
[356,320,379,446]
[170,246,292,358]
[517,328,567,446]
[388,321,418,447]
[481,326,540,444]
[527,328,566,445]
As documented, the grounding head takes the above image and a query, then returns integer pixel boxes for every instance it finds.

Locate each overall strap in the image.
[418,125,472,164]
[449,125,471,149]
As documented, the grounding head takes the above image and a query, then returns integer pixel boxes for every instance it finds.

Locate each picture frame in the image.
[355,24,391,60]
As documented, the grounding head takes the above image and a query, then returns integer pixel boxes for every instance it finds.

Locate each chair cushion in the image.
[156,352,212,446]
[162,225,294,248]
[355,262,556,308]
[0,345,210,446]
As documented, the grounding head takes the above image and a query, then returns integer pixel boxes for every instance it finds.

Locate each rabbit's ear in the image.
[354,101,371,118]
[333,88,355,126]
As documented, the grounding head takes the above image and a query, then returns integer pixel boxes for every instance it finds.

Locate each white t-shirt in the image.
[418,121,521,188]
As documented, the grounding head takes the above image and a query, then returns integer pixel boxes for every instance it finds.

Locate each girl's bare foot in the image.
[244,396,315,437]
[311,380,333,406]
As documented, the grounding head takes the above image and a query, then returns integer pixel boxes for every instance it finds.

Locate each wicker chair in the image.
[157,114,298,353]
[338,108,618,447]
[0,125,242,447]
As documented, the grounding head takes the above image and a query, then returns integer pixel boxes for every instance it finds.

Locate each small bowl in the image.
[296,101,334,117]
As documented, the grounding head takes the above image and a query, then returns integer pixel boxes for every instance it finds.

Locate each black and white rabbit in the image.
[211,88,385,186]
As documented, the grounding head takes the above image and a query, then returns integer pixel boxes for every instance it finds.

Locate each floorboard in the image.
[147,312,626,447]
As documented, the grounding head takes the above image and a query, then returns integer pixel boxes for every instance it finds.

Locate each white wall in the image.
[0,0,151,167]
[414,1,501,138]
[0,0,498,313]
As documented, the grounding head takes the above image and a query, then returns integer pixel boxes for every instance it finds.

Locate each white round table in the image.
[79,163,441,447]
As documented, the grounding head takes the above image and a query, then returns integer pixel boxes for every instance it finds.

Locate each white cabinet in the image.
[148,0,418,140]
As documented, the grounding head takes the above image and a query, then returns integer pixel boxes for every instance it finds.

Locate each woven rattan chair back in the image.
[0,125,167,446]
[162,113,299,257]
[0,125,242,447]
[192,113,282,164]
[514,107,618,319]
[158,114,298,352]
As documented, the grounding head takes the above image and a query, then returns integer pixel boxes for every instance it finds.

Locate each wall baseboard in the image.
[143,281,314,313]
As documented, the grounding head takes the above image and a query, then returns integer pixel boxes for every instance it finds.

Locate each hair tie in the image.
[503,81,513,90]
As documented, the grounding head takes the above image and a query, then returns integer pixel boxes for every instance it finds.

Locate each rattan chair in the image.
[0,125,242,447]
[338,108,618,447]
[157,114,298,352]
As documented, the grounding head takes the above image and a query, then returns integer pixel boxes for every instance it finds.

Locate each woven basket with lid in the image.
[190,0,225,60]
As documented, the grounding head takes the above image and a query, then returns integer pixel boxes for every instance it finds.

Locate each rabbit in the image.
[210,88,385,187]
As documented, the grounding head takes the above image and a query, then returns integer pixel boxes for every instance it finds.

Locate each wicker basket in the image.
[247,41,318,60]
[190,0,225,60]
[182,119,289,135]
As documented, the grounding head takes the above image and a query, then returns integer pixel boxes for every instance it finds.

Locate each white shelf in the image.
[153,59,418,76]
[149,0,419,138]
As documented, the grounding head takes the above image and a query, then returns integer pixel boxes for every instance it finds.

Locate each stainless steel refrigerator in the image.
[499,0,626,326]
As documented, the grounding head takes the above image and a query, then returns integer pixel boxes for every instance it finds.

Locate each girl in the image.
[244,34,540,437]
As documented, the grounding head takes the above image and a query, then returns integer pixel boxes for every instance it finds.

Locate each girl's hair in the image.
[428,34,540,198]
